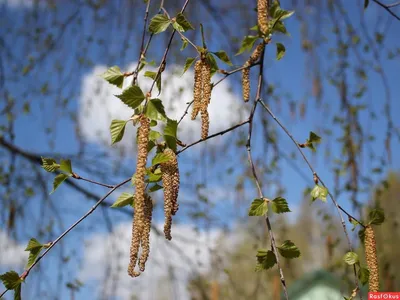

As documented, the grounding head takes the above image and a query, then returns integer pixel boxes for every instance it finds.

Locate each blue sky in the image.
[1,0,400,299]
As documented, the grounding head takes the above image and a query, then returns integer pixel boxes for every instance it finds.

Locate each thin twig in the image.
[372,0,400,20]
[176,119,249,154]
[71,173,115,188]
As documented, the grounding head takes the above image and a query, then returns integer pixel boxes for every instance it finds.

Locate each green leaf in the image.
[343,251,359,265]
[51,174,69,194]
[26,244,43,268]
[271,197,291,214]
[350,218,359,231]
[41,157,60,172]
[236,36,259,55]
[182,57,196,74]
[110,120,128,145]
[276,43,286,60]
[59,159,73,174]
[111,192,134,208]
[149,130,161,141]
[277,240,301,259]
[152,152,172,166]
[180,38,188,51]
[255,249,277,271]
[115,86,145,109]
[164,119,178,151]
[206,53,219,75]
[148,183,163,192]
[368,208,385,225]
[145,99,167,121]
[248,198,268,216]
[149,14,171,34]
[272,21,289,35]
[144,71,161,93]
[212,51,233,66]
[101,66,124,88]
[25,238,43,251]
[147,168,162,182]
[14,283,22,300]
[309,131,322,143]
[173,13,194,32]
[358,228,366,244]
[310,185,328,202]
[0,271,22,290]
[358,267,370,285]
[364,0,369,9]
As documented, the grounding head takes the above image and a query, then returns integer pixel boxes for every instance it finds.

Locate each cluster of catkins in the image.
[128,115,180,277]
[364,225,379,292]
[191,56,212,139]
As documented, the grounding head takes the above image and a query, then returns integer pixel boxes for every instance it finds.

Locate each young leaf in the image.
[212,50,233,66]
[206,53,219,75]
[343,251,359,265]
[164,119,178,151]
[309,131,322,143]
[0,270,22,289]
[148,183,163,192]
[145,99,167,121]
[358,267,370,285]
[111,192,134,208]
[59,159,73,175]
[115,86,145,109]
[173,13,194,32]
[368,208,385,225]
[26,244,43,268]
[149,14,171,34]
[101,66,124,88]
[144,71,161,93]
[277,240,301,259]
[147,169,162,182]
[310,185,328,202]
[255,249,277,271]
[41,157,60,173]
[180,38,188,51]
[25,238,43,251]
[271,197,291,214]
[152,152,172,166]
[182,57,196,74]
[358,228,366,244]
[248,198,268,216]
[149,130,161,141]
[276,43,286,60]
[51,174,69,194]
[236,35,259,55]
[110,120,128,145]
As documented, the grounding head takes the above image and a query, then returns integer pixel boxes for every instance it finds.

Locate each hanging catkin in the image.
[191,60,203,120]
[242,42,265,102]
[128,115,150,277]
[161,148,180,240]
[191,57,212,138]
[365,225,379,292]
[257,0,269,35]
[138,194,153,272]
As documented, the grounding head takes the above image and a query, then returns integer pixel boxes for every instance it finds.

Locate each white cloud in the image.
[79,222,241,300]
[78,63,244,155]
[0,231,27,267]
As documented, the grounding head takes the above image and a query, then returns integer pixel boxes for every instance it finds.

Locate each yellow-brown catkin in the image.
[128,115,150,277]
[161,148,180,240]
[257,0,269,35]
[191,60,203,120]
[365,225,380,292]
[242,43,265,102]
[138,194,153,272]
[200,60,211,138]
